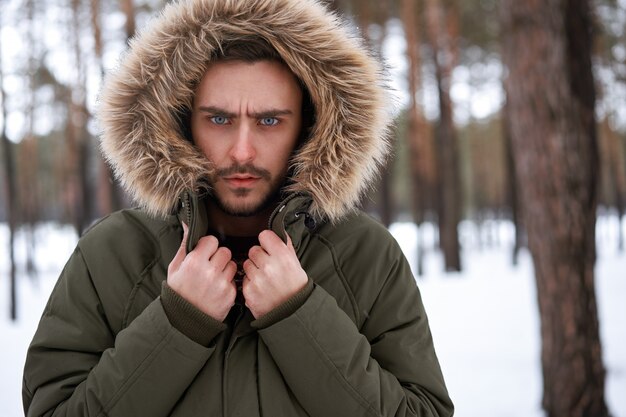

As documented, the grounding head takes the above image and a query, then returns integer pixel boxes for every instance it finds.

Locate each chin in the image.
[217,195,272,217]
[213,180,285,218]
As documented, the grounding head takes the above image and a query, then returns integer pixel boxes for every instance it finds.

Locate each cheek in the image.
[195,140,212,159]
[269,140,297,169]
[191,119,218,157]
[194,136,225,161]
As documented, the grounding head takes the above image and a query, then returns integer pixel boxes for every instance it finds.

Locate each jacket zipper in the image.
[267,199,287,231]
[267,193,305,241]
[182,191,192,226]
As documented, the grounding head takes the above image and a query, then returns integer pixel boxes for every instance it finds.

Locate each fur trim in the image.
[99,0,392,222]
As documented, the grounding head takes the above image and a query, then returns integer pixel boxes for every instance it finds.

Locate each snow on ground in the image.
[1,218,625,417]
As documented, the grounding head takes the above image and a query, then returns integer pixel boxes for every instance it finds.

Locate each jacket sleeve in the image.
[256,251,454,417]
[22,247,216,417]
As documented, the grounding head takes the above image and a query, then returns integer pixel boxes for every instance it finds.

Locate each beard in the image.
[212,184,282,217]
[212,163,286,217]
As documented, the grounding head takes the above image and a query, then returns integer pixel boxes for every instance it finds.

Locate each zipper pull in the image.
[180,190,207,254]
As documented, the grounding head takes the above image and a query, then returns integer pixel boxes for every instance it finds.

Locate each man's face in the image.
[191,60,303,217]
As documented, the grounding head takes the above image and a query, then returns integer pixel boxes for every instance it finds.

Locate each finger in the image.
[241,272,255,294]
[258,230,285,254]
[241,273,250,294]
[224,260,237,280]
[194,234,220,257]
[209,247,232,270]
[242,259,258,276]
[248,245,268,268]
[169,222,189,271]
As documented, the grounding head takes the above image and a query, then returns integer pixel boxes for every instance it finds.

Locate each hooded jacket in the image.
[23,0,453,416]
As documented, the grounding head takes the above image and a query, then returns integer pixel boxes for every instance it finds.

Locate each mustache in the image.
[216,163,271,180]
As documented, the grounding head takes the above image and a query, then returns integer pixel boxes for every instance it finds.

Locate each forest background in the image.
[1,0,625,417]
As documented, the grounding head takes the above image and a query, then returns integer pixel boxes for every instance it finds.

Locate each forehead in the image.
[193,60,303,110]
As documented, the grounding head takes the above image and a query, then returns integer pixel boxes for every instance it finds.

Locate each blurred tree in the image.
[599,117,626,250]
[121,0,137,39]
[0,2,19,320]
[91,0,124,217]
[460,116,507,248]
[19,0,40,279]
[426,0,462,271]
[502,1,609,416]
[350,0,396,226]
[502,97,524,264]
[594,0,626,250]
[401,0,435,275]
[66,0,97,235]
[370,0,395,228]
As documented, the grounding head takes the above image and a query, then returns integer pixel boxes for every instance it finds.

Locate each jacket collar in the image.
[178,190,318,254]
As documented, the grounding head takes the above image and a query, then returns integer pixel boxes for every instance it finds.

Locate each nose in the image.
[229,123,256,163]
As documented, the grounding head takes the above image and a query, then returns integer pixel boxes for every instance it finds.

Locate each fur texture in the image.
[99,0,392,222]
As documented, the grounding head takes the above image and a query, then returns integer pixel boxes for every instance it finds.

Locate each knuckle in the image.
[207,262,221,277]
[215,277,228,291]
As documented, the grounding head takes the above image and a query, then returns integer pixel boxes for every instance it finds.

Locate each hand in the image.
[167,223,237,321]
[242,230,308,319]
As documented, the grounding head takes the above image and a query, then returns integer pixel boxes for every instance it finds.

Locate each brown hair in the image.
[214,36,285,63]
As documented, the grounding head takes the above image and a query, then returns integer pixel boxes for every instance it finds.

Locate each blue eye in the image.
[260,117,279,126]
[211,116,229,125]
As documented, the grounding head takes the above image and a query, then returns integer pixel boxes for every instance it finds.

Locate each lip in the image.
[223,176,261,188]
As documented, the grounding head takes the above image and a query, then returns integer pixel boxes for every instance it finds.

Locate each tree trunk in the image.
[603,120,626,251]
[0,25,19,321]
[501,0,609,416]
[502,97,523,265]
[120,0,137,40]
[22,0,39,280]
[352,0,394,226]
[371,0,393,227]
[401,0,432,275]
[425,0,461,271]
[91,0,120,217]
[70,0,93,235]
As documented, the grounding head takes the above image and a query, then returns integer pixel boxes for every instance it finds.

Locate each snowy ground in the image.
[1,217,625,417]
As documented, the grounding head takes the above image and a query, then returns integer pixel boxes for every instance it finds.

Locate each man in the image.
[23,0,453,416]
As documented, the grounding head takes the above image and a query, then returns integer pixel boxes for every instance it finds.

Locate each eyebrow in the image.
[197,106,294,119]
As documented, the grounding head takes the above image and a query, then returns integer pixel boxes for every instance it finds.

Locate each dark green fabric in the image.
[251,277,314,329]
[160,281,227,346]
[22,195,454,417]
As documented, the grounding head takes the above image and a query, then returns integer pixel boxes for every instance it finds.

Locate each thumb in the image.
[170,222,189,270]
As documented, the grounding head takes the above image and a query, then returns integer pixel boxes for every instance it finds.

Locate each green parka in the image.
[23,0,453,415]
[23,193,452,416]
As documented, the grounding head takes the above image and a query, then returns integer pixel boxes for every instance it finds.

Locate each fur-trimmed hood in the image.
[99,0,392,222]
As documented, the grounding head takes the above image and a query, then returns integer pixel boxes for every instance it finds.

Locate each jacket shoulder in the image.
[79,209,177,261]
[76,209,180,329]
[318,211,403,260]
[313,212,413,322]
